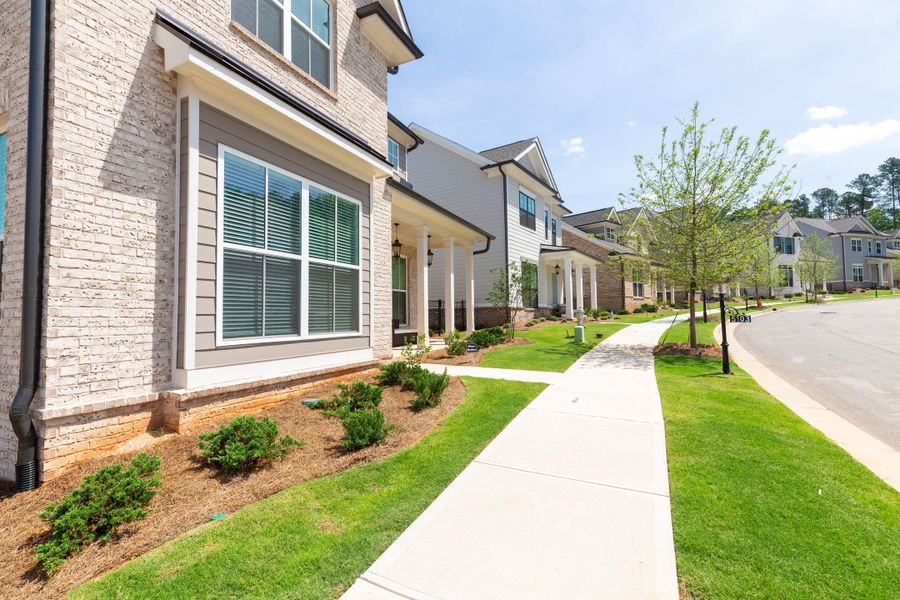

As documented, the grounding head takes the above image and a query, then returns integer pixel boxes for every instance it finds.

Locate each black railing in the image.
[428,299,466,334]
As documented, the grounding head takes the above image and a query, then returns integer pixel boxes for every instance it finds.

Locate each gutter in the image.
[10,0,51,492]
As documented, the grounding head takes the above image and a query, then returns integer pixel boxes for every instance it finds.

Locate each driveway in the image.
[733,298,900,450]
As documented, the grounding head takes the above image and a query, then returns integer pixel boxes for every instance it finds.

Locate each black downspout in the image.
[10,0,51,492]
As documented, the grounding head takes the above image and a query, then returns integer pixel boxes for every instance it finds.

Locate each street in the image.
[733,298,900,450]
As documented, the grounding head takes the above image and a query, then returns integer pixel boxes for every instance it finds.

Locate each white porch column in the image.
[575,261,585,311]
[465,245,475,333]
[416,227,429,340]
[878,262,884,288]
[889,263,894,289]
[444,238,455,332]
[590,266,598,310]
[537,260,548,307]
[564,257,574,319]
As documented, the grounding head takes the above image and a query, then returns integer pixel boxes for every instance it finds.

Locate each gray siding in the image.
[184,103,372,370]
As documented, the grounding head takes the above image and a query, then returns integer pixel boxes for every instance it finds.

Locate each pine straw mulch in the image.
[424,337,532,366]
[653,343,722,359]
[0,372,467,600]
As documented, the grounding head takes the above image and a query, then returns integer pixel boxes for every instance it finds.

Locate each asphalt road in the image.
[733,298,900,451]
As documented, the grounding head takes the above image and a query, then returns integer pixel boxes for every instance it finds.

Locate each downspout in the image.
[9,0,51,492]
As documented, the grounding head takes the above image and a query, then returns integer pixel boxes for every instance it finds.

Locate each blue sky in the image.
[389,0,900,214]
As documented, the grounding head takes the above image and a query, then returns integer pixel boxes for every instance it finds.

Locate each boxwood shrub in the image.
[341,407,388,450]
[198,416,301,472]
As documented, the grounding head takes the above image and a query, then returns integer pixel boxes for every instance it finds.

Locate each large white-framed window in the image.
[392,255,408,326]
[852,264,864,283]
[518,191,536,230]
[851,238,862,252]
[387,137,401,171]
[632,267,644,298]
[773,236,795,254]
[216,145,361,346]
[779,265,794,287]
[231,0,332,88]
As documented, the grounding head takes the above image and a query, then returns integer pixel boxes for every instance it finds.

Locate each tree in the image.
[622,103,792,348]
[486,262,534,339]
[847,173,879,216]
[838,191,860,217]
[877,157,900,229]
[786,194,811,218]
[811,187,839,219]
[866,206,893,232]
[740,237,779,299]
[795,233,839,301]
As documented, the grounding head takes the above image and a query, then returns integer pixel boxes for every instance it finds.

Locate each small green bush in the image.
[443,329,468,356]
[35,453,161,575]
[599,310,611,318]
[618,309,631,315]
[377,361,411,386]
[341,407,388,450]
[633,307,645,313]
[198,416,300,472]
[322,381,383,414]
[405,368,451,411]
[640,303,659,313]
[468,327,504,349]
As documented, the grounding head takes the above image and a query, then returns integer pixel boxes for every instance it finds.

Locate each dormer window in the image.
[232,0,332,88]
[387,137,405,173]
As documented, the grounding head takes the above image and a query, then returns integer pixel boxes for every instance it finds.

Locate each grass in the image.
[69,377,546,600]
[480,322,629,372]
[658,349,900,597]
[611,309,683,323]
[658,317,719,345]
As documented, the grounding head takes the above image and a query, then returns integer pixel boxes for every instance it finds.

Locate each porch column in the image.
[878,262,884,288]
[575,261,585,311]
[417,226,429,340]
[564,257,574,319]
[590,266,598,310]
[465,245,475,333]
[537,260,548,307]
[889,263,895,289]
[444,238,455,332]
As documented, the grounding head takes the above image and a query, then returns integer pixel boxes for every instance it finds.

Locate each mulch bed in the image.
[0,372,466,599]
[653,343,722,358]
[424,337,532,366]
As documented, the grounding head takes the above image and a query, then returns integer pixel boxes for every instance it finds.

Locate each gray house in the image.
[796,216,895,290]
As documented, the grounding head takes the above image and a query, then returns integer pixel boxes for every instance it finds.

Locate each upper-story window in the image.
[518,192,536,230]
[232,0,332,88]
[851,238,862,252]
[773,236,795,254]
[544,209,549,239]
[551,218,557,244]
[867,240,872,254]
[604,226,616,241]
[876,241,882,254]
[0,129,7,242]
[387,137,406,174]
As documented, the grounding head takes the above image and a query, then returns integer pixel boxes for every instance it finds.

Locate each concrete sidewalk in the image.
[419,363,563,385]
[343,317,682,600]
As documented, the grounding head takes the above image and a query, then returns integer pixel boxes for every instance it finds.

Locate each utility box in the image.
[574,325,585,344]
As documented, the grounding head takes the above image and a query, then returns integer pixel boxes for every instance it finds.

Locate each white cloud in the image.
[626,120,640,127]
[806,105,848,121]
[561,137,586,157]
[785,119,900,157]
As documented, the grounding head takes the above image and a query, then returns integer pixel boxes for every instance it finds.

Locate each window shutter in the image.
[308,264,334,333]
[266,171,301,254]
[264,256,300,336]
[258,0,284,51]
[334,267,359,332]
[309,187,336,260]
[336,199,359,265]
[223,249,264,339]
[231,0,257,32]
[223,153,266,248]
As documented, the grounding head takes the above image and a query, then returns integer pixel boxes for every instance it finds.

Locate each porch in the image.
[865,257,894,289]
[537,246,605,319]
[387,178,493,346]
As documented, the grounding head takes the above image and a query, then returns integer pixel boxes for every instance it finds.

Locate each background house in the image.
[796,216,894,291]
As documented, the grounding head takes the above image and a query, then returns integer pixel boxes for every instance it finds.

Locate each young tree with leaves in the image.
[811,187,839,219]
[622,103,792,347]
[486,262,534,339]
[795,233,839,301]
[740,237,780,299]
[877,157,900,229]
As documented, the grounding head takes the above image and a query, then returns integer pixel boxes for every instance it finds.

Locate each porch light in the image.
[392,223,402,259]
[427,235,434,267]
[554,265,561,275]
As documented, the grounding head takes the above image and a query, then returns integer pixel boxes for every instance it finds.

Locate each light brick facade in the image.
[0,1,404,481]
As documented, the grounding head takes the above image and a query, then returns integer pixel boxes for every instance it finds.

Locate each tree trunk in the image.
[688,283,698,348]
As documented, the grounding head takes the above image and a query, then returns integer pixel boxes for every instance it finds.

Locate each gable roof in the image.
[480,139,536,163]
[796,216,883,236]
[563,207,618,227]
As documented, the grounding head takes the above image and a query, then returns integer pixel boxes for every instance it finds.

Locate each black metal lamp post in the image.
[719,292,731,375]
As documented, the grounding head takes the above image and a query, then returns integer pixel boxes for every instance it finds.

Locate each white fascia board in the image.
[154,26,392,180]
[517,139,558,191]
[409,123,493,167]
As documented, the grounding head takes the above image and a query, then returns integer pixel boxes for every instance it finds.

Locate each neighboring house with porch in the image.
[741,211,804,298]
[406,125,607,325]
[0,0,432,488]
[796,216,895,291]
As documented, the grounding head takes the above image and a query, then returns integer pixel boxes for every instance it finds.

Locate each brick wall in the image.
[0,0,394,480]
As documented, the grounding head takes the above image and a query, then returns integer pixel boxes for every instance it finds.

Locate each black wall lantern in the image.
[427,235,434,267]
[554,264,561,275]
[392,223,402,259]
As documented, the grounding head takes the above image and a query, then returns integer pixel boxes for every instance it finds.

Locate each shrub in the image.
[35,453,161,575]
[468,326,504,349]
[400,334,431,366]
[341,407,388,450]
[405,368,451,411]
[198,416,300,472]
[633,307,645,313]
[443,329,468,356]
[640,303,659,313]
[600,310,611,318]
[617,309,630,315]
[377,361,411,386]
[323,381,383,414]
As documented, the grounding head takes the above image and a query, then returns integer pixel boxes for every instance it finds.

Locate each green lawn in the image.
[658,317,719,345]
[480,322,629,372]
[611,309,683,323]
[658,351,900,597]
[69,377,546,600]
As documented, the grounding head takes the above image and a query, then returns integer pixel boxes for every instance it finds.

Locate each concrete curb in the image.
[715,315,900,492]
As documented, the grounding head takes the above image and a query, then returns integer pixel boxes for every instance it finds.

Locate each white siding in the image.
[406,141,505,305]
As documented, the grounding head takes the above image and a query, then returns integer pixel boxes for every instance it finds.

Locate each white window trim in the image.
[387,137,401,171]
[215,143,363,347]
[851,263,864,283]
[851,238,862,252]
[518,187,537,230]
[392,254,409,327]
